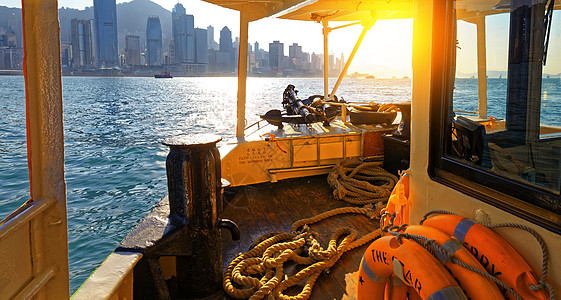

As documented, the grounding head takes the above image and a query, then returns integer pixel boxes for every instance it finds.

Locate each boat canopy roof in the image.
[202,0,561,22]
[201,0,414,22]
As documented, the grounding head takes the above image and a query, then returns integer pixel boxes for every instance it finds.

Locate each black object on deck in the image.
[162,134,240,298]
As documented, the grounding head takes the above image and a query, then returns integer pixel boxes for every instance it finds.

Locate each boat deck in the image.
[220,174,380,299]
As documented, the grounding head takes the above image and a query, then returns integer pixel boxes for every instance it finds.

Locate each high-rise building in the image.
[172,3,186,63]
[168,39,175,64]
[172,3,195,64]
[0,26,23,70]
[146,16,162,66]
[93,0,118,68]
[1,27,18,48]
[207,25,218,50]
[125,35,141,66]
[219,26,232,53]
[269,40,284,74]
[311,52,322,74]
[289,43,303,70]
[60,42,71,68]
[195,28,208,64]
[71,19,95,68]
[218,26,233,72]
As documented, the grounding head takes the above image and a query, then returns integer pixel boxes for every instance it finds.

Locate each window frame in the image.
[428,0,561,233]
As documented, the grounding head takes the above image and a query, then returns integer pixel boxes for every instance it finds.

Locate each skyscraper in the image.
[289,43,303,70]
[146,16,162,66]
[125,35,141,66]
[207,25,218,50]
[93,0,118,68]
[71,19,95,68]
[172,3,195,64]
[195,28,208,64]
[218,26,233,72]
[219,26,232,53]
[269,40,284,74]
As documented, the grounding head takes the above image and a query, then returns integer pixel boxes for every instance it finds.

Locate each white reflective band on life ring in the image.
[426,286,466,300]
[435,239,463,264]
[360,257,386,283]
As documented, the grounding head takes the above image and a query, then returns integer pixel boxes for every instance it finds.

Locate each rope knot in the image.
[529,282,544,291]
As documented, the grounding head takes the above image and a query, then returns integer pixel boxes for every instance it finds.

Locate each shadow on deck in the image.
[221,175,380,299]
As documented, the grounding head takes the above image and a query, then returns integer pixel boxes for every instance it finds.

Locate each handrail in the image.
[0,197,55,240]
[12,267,56,300]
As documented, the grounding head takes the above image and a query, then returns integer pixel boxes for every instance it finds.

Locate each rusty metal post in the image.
[163,134,238,298]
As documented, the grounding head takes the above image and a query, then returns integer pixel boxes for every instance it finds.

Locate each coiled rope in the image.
[223,206,383,300]
[327,159,398,205]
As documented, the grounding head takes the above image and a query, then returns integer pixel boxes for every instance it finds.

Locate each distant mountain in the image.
[118,0,171,39]
[0,6,23,47]
[0,6,21,30]
[457,70,561,79]
[117,0,172,51]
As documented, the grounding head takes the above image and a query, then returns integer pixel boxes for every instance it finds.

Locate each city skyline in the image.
[57,0,348,76]
[0,0,414,77]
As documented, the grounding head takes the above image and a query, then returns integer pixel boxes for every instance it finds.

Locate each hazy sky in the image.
[0,0,413,77]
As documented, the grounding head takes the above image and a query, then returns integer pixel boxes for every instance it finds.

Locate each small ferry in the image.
[154,71,173,78]
[1,0,560,299]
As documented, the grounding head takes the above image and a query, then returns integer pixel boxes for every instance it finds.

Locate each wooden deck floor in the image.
[220,175,380,299]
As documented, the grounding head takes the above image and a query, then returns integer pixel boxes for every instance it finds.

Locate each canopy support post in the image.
[237,12,250,138]
[322,20,330,100]
[331,20,375,98]
[475,16,487,119]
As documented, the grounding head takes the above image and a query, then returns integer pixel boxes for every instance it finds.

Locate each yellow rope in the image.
[327,159,398,205]
[223,206,383,300]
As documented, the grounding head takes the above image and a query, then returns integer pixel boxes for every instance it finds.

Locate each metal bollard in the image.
[163,134,239,298]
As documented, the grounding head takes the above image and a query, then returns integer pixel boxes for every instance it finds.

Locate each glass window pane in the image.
[447,1,561,195]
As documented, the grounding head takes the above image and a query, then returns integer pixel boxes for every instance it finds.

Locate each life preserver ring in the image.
[357,236,467,300]
[404,225,503,299]
[422,214,549,299]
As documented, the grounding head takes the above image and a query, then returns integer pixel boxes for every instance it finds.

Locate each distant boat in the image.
[155,71,173,78]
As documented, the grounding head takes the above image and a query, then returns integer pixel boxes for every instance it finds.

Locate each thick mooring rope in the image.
[327,159,398,205]
[223,207,383,300]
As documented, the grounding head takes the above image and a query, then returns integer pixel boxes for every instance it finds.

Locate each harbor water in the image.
[0,75,559,293]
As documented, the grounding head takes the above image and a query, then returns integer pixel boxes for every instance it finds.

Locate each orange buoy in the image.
[382,172,410,228]
[423,214,549,300]
[405,225,504,299]
[358,236,467,300]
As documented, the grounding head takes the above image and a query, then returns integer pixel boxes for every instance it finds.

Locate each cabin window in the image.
[430,0,561,232]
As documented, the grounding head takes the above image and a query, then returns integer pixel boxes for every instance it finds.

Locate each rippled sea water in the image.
[0,75,411,293]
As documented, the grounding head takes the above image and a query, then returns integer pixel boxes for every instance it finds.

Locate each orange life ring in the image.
[404,225,503,299]
[357,236,467,300]
[422,214,549,300]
